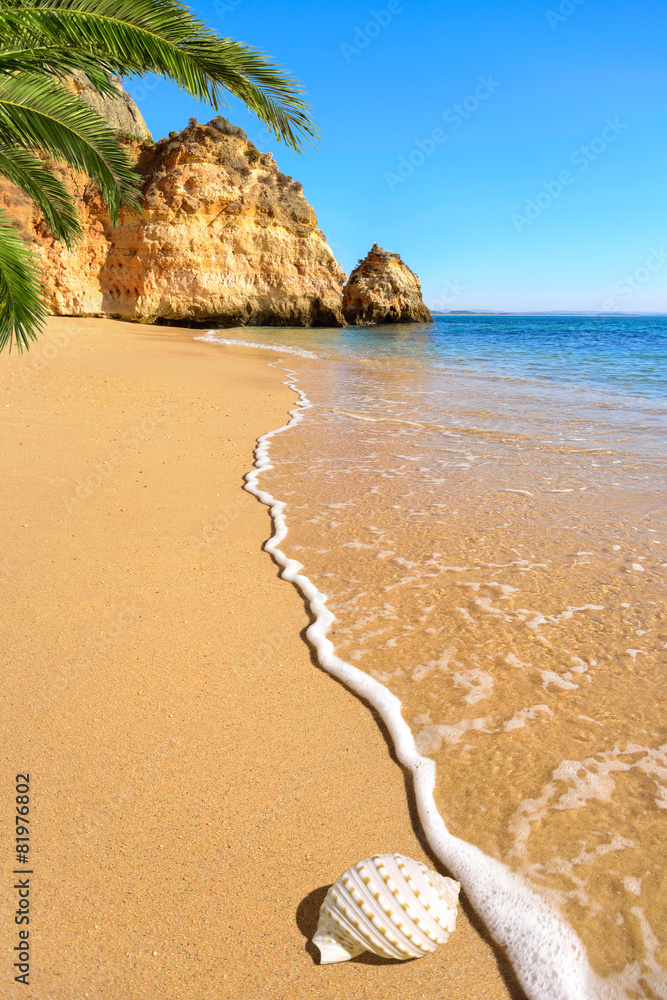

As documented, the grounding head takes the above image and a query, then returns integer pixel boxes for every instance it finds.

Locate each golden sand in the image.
[0,317,521,999]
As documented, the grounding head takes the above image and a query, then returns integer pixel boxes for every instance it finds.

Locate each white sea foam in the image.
[509,745,667,855]
[195,330,318,359]
[503,704,554,731]
[242,363,616,1000]
[453,668,495,705]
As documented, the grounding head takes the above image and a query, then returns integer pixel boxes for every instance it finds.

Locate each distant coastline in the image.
[432,310,667,316]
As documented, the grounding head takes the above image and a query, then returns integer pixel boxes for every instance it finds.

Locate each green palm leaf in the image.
[0,47,121,95]
[0,206,46,352]
[0,71,141,222]
[0,143,82,245]
[0,0,320,351]
[0,0,318,149]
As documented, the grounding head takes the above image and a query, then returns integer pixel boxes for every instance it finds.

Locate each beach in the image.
[0,317,519,1000]
[202,315,667,997]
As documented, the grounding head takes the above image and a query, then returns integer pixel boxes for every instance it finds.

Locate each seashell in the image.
[313,853,460,964]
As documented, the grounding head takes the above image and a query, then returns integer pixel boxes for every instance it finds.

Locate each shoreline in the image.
[1,317,519,999]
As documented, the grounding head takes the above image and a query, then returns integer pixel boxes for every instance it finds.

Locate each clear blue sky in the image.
[126,0,667,312]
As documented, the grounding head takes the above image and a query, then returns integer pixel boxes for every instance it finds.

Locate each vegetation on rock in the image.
[0,0,319,351]
[0,120,346,327]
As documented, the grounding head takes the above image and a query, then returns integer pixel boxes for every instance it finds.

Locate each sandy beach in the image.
[0,317,521,1000]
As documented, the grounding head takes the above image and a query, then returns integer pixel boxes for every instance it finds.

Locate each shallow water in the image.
[204,317,667,997]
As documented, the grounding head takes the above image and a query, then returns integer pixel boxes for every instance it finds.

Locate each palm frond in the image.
[0,0,321,353]
[0,0,319,149]
[168,36,319,148]
[0,143,81,245]
[0,47,121,96]
[0,206,46,352]
[0,72,141,221]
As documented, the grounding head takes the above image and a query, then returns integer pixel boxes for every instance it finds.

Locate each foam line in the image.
[243,367,611,1000]
[196,330,318,359]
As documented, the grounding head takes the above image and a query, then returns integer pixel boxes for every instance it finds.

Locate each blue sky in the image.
[127,0,667,312]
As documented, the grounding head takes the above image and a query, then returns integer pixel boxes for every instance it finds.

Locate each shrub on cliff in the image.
[245,142,261,165]
[208,114,246,141]
[0,0,320,352]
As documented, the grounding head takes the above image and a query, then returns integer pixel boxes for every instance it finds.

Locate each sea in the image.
[200,316,666,999]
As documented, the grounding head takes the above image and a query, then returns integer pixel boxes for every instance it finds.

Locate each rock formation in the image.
[0,86,346,326]
[69,71,152,142]
[342,243,432,325]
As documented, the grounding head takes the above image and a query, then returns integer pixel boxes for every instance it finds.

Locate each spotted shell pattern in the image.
[313,853,461,964]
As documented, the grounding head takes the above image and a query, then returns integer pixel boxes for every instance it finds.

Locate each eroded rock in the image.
[70,71,152,142]
[342,243,432,325]
[1,101,346,326]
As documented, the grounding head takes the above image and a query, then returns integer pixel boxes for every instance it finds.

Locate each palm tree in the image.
[0,0,319,351]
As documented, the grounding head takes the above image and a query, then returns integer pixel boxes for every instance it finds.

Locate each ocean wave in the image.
[196,330,318,359]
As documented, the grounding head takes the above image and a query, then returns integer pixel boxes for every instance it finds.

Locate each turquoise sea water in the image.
[208,313,667,392]
[203,316,666,999]
[209,313,667,452]
[326,315,667,396]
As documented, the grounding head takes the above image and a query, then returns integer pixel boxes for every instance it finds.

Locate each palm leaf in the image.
[0,0,321,353]
[0,0,319,149]
[0,72,141,222]
[0,47,121,95]
[0,143,81,245]
[0,205,46,352]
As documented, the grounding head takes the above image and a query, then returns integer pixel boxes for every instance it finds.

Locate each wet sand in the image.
[0,317,522,999]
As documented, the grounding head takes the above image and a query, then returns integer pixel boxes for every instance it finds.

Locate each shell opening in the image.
[313,933,358,965]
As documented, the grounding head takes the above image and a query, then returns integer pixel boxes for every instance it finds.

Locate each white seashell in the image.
[313,853,460,964]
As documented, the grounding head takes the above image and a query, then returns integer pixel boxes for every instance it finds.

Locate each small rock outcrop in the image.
[342,243,432,325]
[69,71,152,142]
